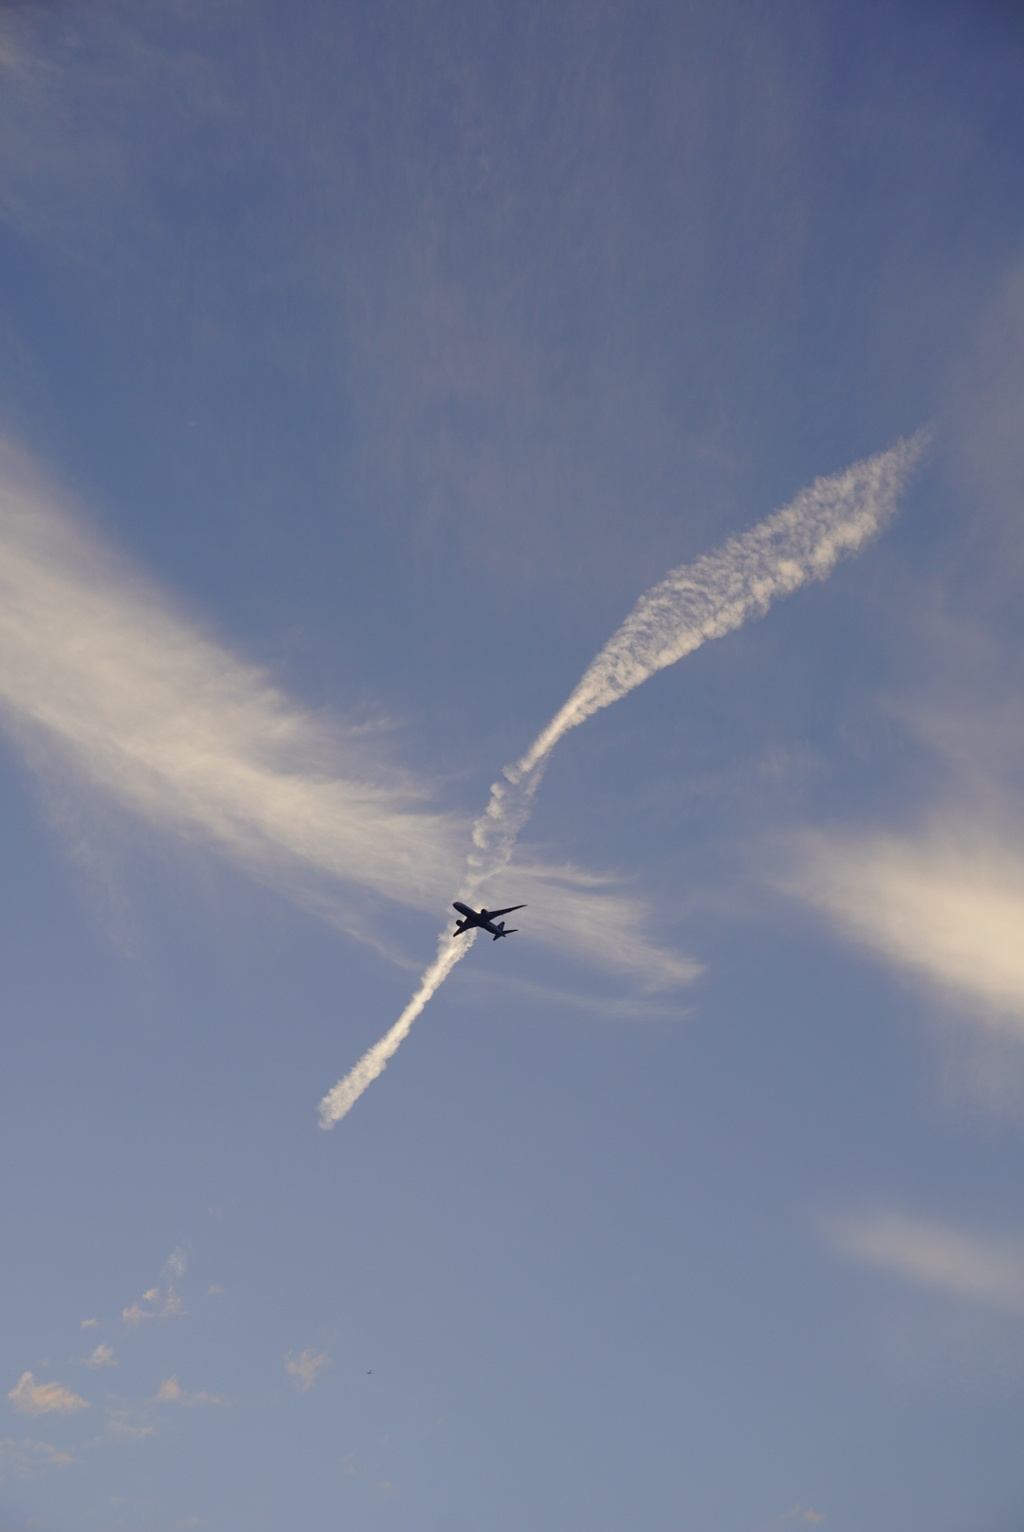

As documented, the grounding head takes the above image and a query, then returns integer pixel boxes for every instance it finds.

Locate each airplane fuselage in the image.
[452,901,526,941]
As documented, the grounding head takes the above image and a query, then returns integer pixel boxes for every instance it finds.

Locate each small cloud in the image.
[0,1436,73,1483]
[8,1373,89,1415]
[285,1349,329,1393]
[86,1345,115,1368]
[80,1318,99,1329]
[106,1407,155,1439]
[122,1287,184,1326]
[163,1245,190,1282]
[156,1377,226,1408]
[762,1507,825,1530]
[207,1284,224,1296]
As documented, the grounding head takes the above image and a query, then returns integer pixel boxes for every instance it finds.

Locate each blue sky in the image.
[1,2,1024,1528]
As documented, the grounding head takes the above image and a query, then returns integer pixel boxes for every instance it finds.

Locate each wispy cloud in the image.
[8,1372,89,1415]
[122,1286,183,1326]
[796,831,1024,1027]
[156,1377,226,1407]
[285,1349,329,1393]
[85,1344,115,1368]
[320,434,928,1126]
[163,1245,189,1282]
[759,1507,825,1530]
[824,1209,1024,1314]
[106,1405,156,1439]
[0,1436,73,1483]
[0,443,458,915]
[505,860,700,990]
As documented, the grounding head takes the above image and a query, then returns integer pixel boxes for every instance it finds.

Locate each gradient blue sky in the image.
[2,3,1024,1529]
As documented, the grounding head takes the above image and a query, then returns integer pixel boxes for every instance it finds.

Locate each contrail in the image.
[319,430,929,1128]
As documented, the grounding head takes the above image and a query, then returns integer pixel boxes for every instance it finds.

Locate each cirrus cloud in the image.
[793,830,1024,1027]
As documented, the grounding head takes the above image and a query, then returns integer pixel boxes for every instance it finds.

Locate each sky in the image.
[1,2,1024,1528]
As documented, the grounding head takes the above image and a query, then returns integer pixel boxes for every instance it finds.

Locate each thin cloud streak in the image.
[796,830,1024,1026]
[825,1208,1024,1314]
[319,433,928,1126]
[0,445,458,914]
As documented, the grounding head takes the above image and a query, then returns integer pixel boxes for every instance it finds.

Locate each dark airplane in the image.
[452,901,526,941]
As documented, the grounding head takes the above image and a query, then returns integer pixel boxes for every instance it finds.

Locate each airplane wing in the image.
[486,905,526,918]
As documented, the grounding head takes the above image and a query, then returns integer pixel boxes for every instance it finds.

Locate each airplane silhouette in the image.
[452,902,526,941]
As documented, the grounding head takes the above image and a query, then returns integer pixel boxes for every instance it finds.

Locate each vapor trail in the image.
[319,431,928,1127]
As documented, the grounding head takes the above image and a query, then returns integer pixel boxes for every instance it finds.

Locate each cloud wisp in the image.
[796,830,1024,1029]
[121,1286,183,1326]
[155,1377,226,1407]
[0,1436,73,1484]
[285,1349,329,1393]
[319,432,928,1127]
[0,444,460,921]
[825,1208,1024,1315]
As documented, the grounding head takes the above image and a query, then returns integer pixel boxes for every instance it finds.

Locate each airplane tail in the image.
[492,923,517,940]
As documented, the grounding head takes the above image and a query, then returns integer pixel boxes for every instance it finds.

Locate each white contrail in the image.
[319,430,929,1127]
[316,937,470,1125]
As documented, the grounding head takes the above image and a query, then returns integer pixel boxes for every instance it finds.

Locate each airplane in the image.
[452,901,526,941]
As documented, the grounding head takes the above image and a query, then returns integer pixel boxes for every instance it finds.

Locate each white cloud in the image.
[86,1344,115,1367]
[80,1317,99,1328]
[8,1372,89,1415]
[824,1209,1024,1313]
[796,831,1024,1027]
[285,1349,329,1393]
